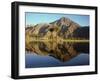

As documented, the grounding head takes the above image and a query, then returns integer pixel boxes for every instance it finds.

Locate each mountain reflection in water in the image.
[25,41,89,68]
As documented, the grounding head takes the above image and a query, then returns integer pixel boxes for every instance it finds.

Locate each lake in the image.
[25,41,89,68]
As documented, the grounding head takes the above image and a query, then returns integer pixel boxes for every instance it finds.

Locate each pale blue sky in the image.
[25,12,89,27]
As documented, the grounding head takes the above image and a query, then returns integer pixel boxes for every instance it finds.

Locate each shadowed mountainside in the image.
[73,27,89,39]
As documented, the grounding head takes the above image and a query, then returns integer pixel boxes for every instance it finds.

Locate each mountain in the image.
[25,17,89,45]
[26,17,80,37]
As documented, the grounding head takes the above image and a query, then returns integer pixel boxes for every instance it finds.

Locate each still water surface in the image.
[25,42,89,68]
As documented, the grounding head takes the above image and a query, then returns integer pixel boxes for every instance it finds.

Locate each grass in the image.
[31,39,89,43]
[63,39,89,43]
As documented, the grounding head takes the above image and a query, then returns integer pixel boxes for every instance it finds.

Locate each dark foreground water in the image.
[25,42,89,68]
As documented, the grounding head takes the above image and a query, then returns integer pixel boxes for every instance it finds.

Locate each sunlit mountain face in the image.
[25,17,89,68]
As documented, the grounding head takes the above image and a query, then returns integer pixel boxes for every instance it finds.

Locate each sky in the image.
[25,12,90,27]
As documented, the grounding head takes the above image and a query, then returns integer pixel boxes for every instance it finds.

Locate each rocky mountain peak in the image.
[59,17,70,22]
[51,17,79,27]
